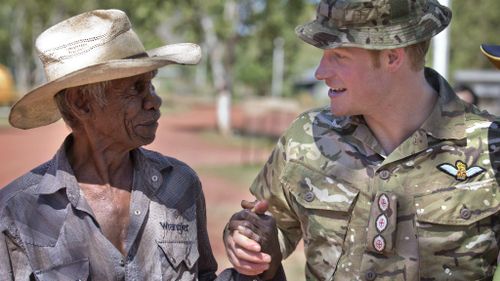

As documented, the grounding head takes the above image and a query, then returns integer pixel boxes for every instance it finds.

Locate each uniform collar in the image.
[419,68,467,141]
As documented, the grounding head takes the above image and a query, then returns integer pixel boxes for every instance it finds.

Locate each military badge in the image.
[437,160,485,181]
[373,235,386,252]
[376,214,388,232]
[378,193,389,211]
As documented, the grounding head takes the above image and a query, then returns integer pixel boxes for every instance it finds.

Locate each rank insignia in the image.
[437,160,485,181]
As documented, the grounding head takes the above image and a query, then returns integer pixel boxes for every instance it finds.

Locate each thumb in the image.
[251,200,269,215]
[241,199,256,210]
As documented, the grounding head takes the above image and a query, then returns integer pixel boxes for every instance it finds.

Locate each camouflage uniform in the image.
[250,68,500,281]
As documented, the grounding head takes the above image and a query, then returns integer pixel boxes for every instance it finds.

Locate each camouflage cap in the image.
[296,0,452,50]
[480,44,500,69]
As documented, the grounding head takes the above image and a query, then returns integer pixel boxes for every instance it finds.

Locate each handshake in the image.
[223,200,283,281]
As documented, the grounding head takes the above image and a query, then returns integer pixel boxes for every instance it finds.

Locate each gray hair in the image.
[54,81,109,129]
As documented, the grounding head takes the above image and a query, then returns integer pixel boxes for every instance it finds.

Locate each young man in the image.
[224,0,500,280]
[0,9,248,281]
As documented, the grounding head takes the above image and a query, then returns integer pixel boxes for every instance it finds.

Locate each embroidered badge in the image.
[376,214,388,232]
[437,160,485,181]
[373,235,386,252]
[378,193,389,212]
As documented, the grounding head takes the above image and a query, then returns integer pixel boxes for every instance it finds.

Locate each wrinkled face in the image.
[315,47,386,117]
[92,70,161,149]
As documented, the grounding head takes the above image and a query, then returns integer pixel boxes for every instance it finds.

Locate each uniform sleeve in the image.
[0,231,32,280]
[250,136,303,259]
[196,184,218,281]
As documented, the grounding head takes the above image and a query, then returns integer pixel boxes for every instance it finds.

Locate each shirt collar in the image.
[131,148,173,194]
[33,135,174,201]
[33,135,79,198]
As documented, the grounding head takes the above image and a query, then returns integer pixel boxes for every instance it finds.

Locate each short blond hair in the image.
[369,40,431,71]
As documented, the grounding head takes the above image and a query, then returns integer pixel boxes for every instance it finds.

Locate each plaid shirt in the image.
[0,136,219,281]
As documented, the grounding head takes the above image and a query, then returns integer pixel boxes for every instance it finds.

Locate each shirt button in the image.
[379,170,391,180]
[119,259,125,266]
[134,210,141,216]
[460,207,472,220]
[304,191,315,202]
[365,270,377,281]
[151,175,159,182]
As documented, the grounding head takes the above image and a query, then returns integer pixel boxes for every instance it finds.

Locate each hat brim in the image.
[295,1,450,50]
[9,43,201,129]
[480,44,500,69]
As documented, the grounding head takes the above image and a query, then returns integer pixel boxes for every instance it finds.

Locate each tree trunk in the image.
[200,14,232,136]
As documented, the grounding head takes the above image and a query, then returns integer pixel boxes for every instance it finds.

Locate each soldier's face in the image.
[92,70,162,149]
[315,47,387,117]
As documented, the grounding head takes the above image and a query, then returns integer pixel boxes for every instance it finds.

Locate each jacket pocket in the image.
[414,179,500,281]
[34,258,89,281]
[281,161,359,280]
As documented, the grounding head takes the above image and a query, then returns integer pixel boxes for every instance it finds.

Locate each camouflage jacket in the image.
[250,68,500,281]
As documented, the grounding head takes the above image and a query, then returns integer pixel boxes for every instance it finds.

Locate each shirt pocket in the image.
[156,237,199,280]
[281,161,359,280]
[33,258,89,281]
[414,180,500,281]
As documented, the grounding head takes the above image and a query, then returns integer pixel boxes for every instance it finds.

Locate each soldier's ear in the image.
[381,48,404,72]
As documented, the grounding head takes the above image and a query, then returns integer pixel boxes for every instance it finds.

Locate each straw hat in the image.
[9,9,201,129]
[296,0,451,50]
[480,44,500,69]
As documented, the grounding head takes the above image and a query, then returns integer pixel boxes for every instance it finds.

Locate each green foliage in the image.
[449,0,500,72]
[1,0,499,98]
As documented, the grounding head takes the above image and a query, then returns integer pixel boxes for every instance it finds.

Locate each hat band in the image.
[125,52,149,59]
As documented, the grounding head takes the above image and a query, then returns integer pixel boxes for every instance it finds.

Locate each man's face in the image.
[92,70,161,149]
[315,47,387,117]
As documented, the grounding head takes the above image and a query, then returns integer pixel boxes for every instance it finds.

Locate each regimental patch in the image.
[378,193,389,212]
[373,235,386,252]
[437,160,486,181]
[376,214,388,232]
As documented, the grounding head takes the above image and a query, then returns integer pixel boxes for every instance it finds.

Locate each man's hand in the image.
[223,200,282,280]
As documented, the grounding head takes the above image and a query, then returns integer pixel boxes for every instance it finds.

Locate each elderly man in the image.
[0,9,235,281]
[224,1,500,280]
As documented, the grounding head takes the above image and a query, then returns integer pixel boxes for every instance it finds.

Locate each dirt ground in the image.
[0,103,306,279]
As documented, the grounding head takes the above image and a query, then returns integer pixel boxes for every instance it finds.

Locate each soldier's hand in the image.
[223,200,282,280]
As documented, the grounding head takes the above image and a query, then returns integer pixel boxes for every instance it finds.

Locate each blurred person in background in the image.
[223,0,500,280]
[454,84,479,105]
[0,9,270,281]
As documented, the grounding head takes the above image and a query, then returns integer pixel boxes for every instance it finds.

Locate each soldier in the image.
[224,0,500,280]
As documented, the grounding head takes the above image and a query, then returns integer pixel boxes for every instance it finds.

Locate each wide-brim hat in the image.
[296,0,452,50]
[480,44,500,69]
[9,9,202,129]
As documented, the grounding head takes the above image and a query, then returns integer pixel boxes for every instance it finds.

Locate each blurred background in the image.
[1,1,500,280]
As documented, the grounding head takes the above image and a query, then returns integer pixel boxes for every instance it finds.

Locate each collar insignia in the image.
[437,160,485,181]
